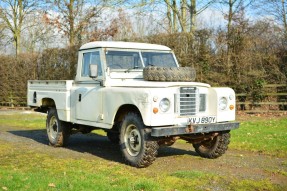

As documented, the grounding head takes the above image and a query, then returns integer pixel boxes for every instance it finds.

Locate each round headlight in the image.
[159,98,170,112]
[219,97,228,110]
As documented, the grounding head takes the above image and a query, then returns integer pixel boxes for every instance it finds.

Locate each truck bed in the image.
[27,80,74,121]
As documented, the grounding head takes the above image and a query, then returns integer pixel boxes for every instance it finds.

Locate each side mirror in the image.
[89,64,98,78]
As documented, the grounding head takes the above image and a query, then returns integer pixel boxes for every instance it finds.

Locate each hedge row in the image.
[0,46,78,106]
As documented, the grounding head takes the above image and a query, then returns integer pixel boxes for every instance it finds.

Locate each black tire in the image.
[107,131,120,144]
[193,132,230,159]
[143,66,196,82]
[46,108,70,147]
[119,112,159,168]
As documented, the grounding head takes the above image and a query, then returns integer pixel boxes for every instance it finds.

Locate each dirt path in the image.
[0,110,287,188]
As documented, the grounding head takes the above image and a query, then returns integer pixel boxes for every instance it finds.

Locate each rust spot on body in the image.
[185,124,194,133]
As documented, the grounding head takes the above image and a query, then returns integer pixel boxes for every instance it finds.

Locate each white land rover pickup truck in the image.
[27,41,239,168]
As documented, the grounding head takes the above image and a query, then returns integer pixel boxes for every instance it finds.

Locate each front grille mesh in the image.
[178,87,197,116]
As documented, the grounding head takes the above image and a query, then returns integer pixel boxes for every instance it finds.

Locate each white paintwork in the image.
[80,41,171,51]
[27,41,237,132]
[27,80,73,121]
[104,79,211,88]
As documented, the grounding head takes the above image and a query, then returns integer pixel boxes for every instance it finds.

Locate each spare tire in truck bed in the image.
[143,66,196,82]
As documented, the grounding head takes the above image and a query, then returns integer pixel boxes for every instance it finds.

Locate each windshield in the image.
[106,51,143,69]
[141,52,177,67]
[105,50,177,70]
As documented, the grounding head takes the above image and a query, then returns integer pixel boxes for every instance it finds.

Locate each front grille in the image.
[178,87,197,116]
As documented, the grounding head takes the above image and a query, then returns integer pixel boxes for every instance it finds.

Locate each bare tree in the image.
[166,0,172,32]
[0,0,40,56]
[163,0,216,34]
[21,12,57,52]
[164,0,182,32]
[217,0,254,75]
[188,0,217,34]
[129,0,215,34]
[110,9,135,41]
[89,8,135,41]
[46,0,104,46]
[255,0,287,38]
[0,21,6,48]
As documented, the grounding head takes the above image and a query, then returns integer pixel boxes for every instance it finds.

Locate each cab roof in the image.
[79,41,171,51]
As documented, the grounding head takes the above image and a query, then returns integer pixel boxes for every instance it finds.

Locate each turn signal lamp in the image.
[153,107,159,114]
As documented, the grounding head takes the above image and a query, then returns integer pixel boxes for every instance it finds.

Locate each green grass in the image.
[0,142,213,191]
[0,112,286,190]
[230,117,287,157]
[226,179,278,191]
[0,112,46,129]
[0,144,280,191]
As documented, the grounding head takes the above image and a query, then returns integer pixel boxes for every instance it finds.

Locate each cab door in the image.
[75,84,102,122]
[73,50,103,122]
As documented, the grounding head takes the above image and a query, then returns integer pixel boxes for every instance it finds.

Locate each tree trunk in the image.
[227,0,234,76]
[14,32,21,57]
[166,0,172,33]
[190,0,196,35]
[172,0,177,32]
[282,0,287,37]
[181,0,187,33]
[68,0,75,46]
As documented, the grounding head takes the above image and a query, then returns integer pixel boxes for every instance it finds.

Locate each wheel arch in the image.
[113,104,142,130]
[42,98,56,108]
[35,98,56,113]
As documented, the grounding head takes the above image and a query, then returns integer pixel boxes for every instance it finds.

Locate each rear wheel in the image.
[46,108,70,147]
[193,132,230,159]
[119,112,159,168]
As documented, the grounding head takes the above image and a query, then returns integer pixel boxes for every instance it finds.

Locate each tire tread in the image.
[193,132,230,159]
[120,112,159,168]
[143,66,196,82]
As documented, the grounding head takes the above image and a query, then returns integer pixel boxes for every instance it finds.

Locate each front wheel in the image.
[46,108,70,147]
[193,132,230,159]
[119,112,159,168]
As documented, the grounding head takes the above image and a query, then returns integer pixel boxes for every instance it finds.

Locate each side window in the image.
[82,51,102,77]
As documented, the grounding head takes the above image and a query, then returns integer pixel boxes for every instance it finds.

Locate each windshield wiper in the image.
[125,66,140,73]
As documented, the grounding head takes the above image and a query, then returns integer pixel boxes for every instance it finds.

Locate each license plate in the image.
[188,116,216,124]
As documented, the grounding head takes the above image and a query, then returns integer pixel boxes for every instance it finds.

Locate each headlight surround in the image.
[229,94,235,100]
[219,97,228,111]
[159,98,170,112]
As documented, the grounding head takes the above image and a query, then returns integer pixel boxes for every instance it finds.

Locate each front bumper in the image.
[151,122,240,137]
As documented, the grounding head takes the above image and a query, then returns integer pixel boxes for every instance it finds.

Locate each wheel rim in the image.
[48,116,58,140]
[124,124,142,157]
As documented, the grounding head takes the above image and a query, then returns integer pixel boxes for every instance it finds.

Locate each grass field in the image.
[0,112,286,191]
[230,116,287,157]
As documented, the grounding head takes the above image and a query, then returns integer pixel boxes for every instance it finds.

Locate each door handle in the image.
[78,94,82,102]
